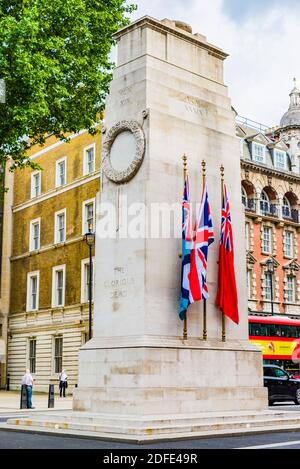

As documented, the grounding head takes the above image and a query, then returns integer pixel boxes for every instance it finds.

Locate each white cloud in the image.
[128,0,300,127]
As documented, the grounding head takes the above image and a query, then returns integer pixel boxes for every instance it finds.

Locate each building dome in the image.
[280,78,300,127]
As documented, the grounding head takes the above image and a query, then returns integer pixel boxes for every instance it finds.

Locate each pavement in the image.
[1,394,300,450]
[0,390,72,413]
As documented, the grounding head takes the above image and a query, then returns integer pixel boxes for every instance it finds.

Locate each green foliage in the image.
[0,0,136,170]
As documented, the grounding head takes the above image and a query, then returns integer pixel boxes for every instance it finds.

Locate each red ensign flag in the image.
[215,184,239,324]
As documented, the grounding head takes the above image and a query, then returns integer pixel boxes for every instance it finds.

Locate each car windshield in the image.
[264,367,288,378]
[274,368,287,378]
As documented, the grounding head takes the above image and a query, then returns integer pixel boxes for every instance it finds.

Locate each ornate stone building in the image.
[238,81,300,318]
[6,130,101,391]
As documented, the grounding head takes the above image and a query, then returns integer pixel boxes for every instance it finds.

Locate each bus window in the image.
[260,324,268,336]
[266,324,276,337]
[280,325,296,338]
[249,323,260,336]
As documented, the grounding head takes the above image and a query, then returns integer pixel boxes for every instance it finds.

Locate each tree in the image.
[0,0,136,170]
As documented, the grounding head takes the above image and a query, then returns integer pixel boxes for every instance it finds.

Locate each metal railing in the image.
[260,202,279,217]
[243,198,256,212]
[236,115,271,133]
[242,195,300,223]
[282,207,299,223]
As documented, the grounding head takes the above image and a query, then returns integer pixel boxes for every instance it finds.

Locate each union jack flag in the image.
[220,184,233,252]
[189,184,214,301]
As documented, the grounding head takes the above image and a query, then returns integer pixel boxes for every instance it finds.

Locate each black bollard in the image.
[48,384,55,408]
[20,384,27,409]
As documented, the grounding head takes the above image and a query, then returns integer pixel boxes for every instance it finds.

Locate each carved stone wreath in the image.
[102,120,145,183]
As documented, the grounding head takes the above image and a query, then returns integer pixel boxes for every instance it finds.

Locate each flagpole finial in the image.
[182,154,187,167]
[202,160,206,175]
[220,164,224,180]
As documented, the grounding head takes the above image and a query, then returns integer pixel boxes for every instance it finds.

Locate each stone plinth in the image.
[74,338,266,414]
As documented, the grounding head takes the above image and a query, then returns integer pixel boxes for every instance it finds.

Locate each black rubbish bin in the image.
[48,384,55,408]
[20,384,27,409]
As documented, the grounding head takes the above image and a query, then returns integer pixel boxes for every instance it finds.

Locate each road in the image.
[0,404,300,449]
[1,427,300,449]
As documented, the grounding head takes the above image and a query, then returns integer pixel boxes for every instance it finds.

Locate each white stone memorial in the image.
[73,15,267,423]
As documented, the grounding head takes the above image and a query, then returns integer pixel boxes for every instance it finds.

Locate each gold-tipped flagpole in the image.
[220,164,226,342]
[202,160,208,341]
[182,154,188,341]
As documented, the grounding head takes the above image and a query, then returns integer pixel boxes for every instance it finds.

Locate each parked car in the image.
[263,364,300,406]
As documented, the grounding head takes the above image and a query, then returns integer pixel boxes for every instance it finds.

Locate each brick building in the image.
[6,130,101,392]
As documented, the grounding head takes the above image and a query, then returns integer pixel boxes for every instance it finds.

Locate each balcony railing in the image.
[242,194,300,223]
[282,207,299,223]
[260,202,279,217]
[243,198,257,212]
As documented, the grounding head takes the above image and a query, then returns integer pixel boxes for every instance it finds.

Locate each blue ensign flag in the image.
[179,174,192,320]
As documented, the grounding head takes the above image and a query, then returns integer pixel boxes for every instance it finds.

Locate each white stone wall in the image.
[93,17,248,342]
[7,307,87,392]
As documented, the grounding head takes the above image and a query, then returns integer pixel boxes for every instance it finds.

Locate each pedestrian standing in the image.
[21,369,34,409]
[58,369,68,397]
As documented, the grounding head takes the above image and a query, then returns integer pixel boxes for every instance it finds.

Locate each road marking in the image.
[237,439,300,449]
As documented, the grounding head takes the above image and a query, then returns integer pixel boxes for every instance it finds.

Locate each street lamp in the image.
[84,223,95,340]
[266,258,275,316]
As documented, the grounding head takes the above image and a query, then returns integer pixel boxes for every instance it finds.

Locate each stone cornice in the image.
[113,16,228,60]
[241,158,300,183]
[10,235,85,262]
[13,170,100,213]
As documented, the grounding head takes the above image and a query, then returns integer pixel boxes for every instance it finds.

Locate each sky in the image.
[125,0,300,128]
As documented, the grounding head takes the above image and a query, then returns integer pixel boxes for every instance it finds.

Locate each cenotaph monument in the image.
[6,16,278,440]
[73,16,267,422]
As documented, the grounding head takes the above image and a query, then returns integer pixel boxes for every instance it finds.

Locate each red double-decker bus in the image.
[249,315,300,377]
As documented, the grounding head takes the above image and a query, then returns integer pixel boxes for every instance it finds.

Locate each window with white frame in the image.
[262,226,272,254]
[52,265,65,308]
[260,190,270,215]
[29,218,40,251]
[245,222,250,251]
[54,336,63,373]
[84,144,95,175]
[264,272,273,300]
[242,186,247,207]
[282,196,291,219]
[31,172,41,198]
[252,143,265,163]
[284,231,294,258]
[247,270,252,298]
[286,276,296,303]
[26,271,40,312]
[56,157,67,187]
[82,199,95,234]
[81,257,95,303]
[274,150,286,170]
[28,338,36,374]
[55,209,66,244]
